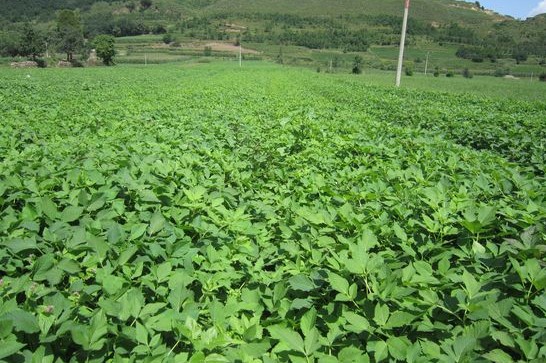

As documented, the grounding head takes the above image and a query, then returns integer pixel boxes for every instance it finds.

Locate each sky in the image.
[463,0,546,19]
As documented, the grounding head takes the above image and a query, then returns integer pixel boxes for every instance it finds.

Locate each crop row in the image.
[0,64,545,362]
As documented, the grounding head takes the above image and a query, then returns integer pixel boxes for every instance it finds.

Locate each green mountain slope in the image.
[0,0,508,25]
[0,0,544,74]
[201,0,505,24]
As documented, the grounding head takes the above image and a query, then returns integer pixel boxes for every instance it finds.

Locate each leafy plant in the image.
[0,62,544,362]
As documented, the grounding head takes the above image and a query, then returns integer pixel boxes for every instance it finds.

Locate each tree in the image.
[276,47,284,64]
[56,10,84,62]
[93,34,116,65]
[352,55,363,74]
[162,33,174,44]
[0,31,20,57]
[83,4,115,38]
[140,0,153,10]
[512,50,528,64]
[19,23,45,60]
[462,68,473,78]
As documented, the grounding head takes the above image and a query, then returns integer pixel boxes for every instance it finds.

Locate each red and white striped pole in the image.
[396,0,410,87]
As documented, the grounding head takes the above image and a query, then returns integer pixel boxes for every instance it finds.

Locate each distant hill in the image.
[200,0,506,23]
[0,0,544,73]
[0,0,509,25]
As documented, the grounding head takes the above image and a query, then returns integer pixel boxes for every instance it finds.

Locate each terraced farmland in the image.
[0,62,545,362]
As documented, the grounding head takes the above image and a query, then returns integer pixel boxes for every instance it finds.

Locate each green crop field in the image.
[0,62,545,362]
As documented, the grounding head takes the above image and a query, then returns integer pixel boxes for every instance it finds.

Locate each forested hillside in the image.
[0,0,544,71]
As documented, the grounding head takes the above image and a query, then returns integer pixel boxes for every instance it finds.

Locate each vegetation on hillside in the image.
[0,0,545,71]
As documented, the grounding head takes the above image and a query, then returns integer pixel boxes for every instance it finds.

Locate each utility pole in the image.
[396,0,410,87]
[239,43,242,67]
[424,51,430,76]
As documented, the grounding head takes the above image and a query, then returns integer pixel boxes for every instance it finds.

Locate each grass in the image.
[349,68,546,101]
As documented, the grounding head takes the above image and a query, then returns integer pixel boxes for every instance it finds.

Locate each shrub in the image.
[93,35,116,65]
[203,46,212,57]
[462,68,473,79]
[494,68,510,77]
[539,73,546,82]
[405,66,414,76]
[152,24,167,34]
[162,33,174,44]
[446,71,455,78]
[433,67,440,77]
[352,55,363,75]
[35,58,47,68]
[70,59,85,67]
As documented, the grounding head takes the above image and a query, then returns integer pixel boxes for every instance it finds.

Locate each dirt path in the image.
[205,42,260,54]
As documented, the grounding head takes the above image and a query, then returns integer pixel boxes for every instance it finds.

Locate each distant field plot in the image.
[0,62,545,362]
[112,34,546,78]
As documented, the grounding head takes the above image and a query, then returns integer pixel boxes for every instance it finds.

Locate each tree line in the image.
[1,4,544,65]
[0,10,115,66]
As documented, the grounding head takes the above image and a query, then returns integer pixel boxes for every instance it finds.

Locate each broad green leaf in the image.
[156,262,172,282]
[0,319,13,338]
[185,186,207,202]
[453,335,476,360]
[338,346,369,363]
[136,322,148,345]
[107,224,124,244]
[130,223,148,240]
[58,258,81,274]
[301,307,317,336]
[478,205,496,226]
[462,270,481,299]
[289,274,316,292]
[373,304,389,327]
[328,272,349,295]
[8,310,40,333]
[483,349,514,363]
[343,311,370,333]
[88,310,108,350]
[267,325,304,353]
[360,229,378,250]
[393,223,407,242]
[118,245,139,266]
[0,340,25,359]
[387,336,410,360]
[102,275,125,295]
[40,197,58,219]
[385,311,415,328]
[4,238,37,253]
[61,206,83,223]
[204,354,229,363]
[148,211,166,235]
[372,340,389,362]
[140,189,161,203]
[304,327,321,356]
